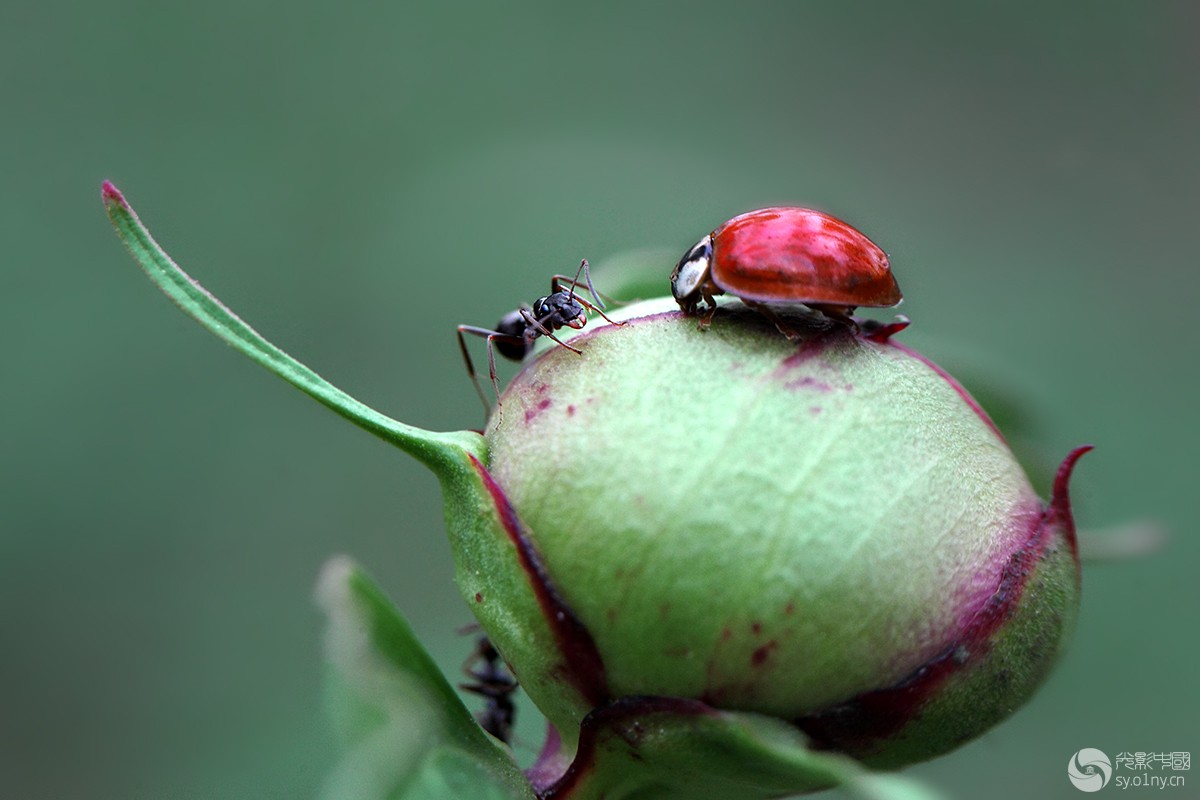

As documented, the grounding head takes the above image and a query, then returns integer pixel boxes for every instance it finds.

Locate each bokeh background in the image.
[2,2,1196,798]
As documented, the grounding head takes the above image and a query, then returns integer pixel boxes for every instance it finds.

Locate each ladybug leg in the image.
[809,304,859,332]
[695,288,720,329]
[741,300,808,341]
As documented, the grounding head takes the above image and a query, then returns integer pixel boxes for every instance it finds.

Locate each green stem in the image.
[102,181,484,470]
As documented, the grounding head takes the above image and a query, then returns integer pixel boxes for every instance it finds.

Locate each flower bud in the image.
[468,298,1086,772]
[102,184,1086,795]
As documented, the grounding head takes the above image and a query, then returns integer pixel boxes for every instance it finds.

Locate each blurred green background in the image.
[2,2,1196,798]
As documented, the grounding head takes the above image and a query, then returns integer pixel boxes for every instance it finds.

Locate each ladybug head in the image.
[669,234,713,312]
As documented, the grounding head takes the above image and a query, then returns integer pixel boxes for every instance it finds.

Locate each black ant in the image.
[460,634,519,744]
[456,259,622,415]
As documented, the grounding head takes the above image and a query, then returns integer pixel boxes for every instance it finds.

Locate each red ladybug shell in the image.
[710,207,900,308]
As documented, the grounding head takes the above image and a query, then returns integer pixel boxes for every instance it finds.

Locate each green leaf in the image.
[406,749,531,800]
[101,181,484,470]
[316,556,534,800]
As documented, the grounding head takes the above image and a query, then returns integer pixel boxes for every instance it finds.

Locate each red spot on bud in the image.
[751,640,778,666]
[525,397,553,424]
[785,376,833,393]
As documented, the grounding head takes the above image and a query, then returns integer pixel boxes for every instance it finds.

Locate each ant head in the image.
[535,292,587,330]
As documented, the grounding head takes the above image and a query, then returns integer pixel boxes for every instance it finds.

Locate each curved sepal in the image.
[101,181,484,470]
[533,697,945,800]
[438,456,608,750]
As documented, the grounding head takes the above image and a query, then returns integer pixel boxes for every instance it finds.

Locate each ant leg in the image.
[456,325,526,416]
[549,258,600,307]
[568,293,624,326]
[552,276,624,309]
[457,326,494,415]
[484,334,505,405]
[520,308,583,355]
[549,263,625,326]
[550,258,622,311]
[576,257,618,310]
[459,634,518,744]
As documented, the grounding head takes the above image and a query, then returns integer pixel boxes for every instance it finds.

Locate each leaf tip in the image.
[101,180,127,208]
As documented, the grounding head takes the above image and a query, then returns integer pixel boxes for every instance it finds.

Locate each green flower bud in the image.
[465,298,1087,777]
[105,184,1087,798]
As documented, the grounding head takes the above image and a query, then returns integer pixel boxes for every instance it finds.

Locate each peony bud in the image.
[105,184,1087,798]
[463,298,1087,777]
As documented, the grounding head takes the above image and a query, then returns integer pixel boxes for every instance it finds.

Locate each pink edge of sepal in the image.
[1047,445,1094,560]
[885,341,1006,443]
[793,450,1091,757]
[535,697,716,800]
[860,315,911,344]
[466,454,609,708]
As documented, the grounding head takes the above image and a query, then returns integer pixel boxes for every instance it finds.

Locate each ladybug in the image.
[669,207,901,333]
